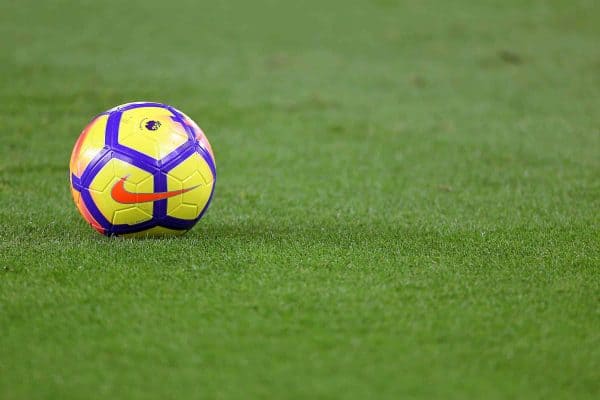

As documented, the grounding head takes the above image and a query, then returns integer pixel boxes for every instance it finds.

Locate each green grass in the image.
[1,0,599,398]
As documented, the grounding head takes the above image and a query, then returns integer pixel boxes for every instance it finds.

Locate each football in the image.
[69,102,216,237]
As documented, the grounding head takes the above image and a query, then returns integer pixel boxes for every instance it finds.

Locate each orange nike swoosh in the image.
[111,176,200,204]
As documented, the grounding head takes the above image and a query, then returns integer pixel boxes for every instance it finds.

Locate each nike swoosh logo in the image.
[111,176,200,204]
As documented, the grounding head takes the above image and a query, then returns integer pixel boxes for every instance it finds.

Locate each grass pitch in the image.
[1,0,599,399]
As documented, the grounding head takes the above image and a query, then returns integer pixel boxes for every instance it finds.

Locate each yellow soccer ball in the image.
[69,102,216,237]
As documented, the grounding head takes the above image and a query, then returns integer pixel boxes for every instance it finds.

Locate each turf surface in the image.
[1,0,599,398]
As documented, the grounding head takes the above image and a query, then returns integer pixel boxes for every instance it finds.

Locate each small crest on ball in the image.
[144,120,161,131]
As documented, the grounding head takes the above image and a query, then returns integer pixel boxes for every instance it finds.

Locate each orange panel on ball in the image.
[69,114,108,178]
